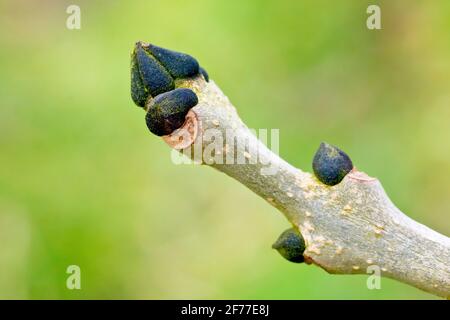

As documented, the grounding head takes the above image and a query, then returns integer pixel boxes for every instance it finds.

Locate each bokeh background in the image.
[0,0,449,299]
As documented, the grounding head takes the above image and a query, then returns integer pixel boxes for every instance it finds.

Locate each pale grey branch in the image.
[164,75,450,298]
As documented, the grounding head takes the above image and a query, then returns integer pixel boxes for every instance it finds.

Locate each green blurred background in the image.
[0,0,449,299]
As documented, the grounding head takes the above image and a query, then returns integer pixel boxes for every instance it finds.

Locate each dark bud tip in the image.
[272,228,305,263]
[147,44,200,79]
[312,142,353,186]
[200,67,209,82]
[145,88,198,136]
[130,42,175,108]
[130,57,148,107]
[134,42,175,96]
[131,41,205,108]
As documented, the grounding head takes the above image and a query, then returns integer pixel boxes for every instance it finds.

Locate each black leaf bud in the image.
[312,142,353,186]
[145,88,198,136]
[146,44,200,79]
[272,227,306,263]
[131,42,175,107]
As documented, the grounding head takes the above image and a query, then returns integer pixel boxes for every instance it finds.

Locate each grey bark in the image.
[161,75,450,298]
